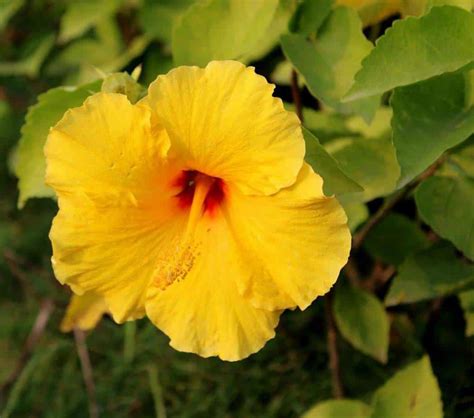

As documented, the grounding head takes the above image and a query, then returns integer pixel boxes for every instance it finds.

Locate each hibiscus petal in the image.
[225,163,351,310]
[147,60,305,196]
[145,218,281,361]
[45,92,171,206]
[60,292,108,332]
[46,93,187,322]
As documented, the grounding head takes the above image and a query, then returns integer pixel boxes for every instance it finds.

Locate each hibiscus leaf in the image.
[281,6,380,122]
[172,0,279,66]
[385,241,474,306]
[364,213,430,266]
[289,0,333,35]
[326,136,400,203]
[415,175,474,260]
[13,81,101,207]
[302,399,372,418]
[58,0,123,43]
[458,290,474,336]
[344,6,474,101]
[370,356,443,418]
[302,128,363,196]
[334,285,389,363]
[392,71,474,187]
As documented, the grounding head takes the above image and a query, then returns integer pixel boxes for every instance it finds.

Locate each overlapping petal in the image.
[147,60,305,196]
[224,164,351,311]
[46,93,187,322]
[146,216,281,361]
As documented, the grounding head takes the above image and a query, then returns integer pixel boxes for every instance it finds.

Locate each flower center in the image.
[153,171,226,290]
[174,170,225,216]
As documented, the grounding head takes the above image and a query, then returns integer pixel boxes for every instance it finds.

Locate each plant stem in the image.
[352,157,445,250]
[74,328,99,418]
[123,321,136,363]
[324,295,344,399]
[147,365,167,418]
[0,299,54,397]
[291,69,304,123]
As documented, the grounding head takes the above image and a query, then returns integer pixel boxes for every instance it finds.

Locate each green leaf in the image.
[281,7,379,121]
[242,0,297,63]
[447,136,474,178]
[342,201,369,233]
[365,213,430,265]
[302,399,372,418]
[13,81,101,207]
[284,104,353,142]
[327,136,400,203]
[139,0,194,43]
[370,356,443,418]
[172,0,279,66]
[0,34,54,78]
[290,0,333,35]
[58,0,123,43]
[0,0,24,31]
[345,6,474,101]
[415,175,474,260]
[458,290,474,336]
[302,128,363,196]
[392,72,474,187]
[334,285,389,363]
[385,241,474,306]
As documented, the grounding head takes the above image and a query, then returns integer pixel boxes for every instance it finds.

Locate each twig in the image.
[324,295,344,399]
[352,157,445,250]
[147,365,167,418]
[74,328,99,418]
[343,258,362,287]
[291,69,303,123]
[0,299,54,396]
[3,249,32,297]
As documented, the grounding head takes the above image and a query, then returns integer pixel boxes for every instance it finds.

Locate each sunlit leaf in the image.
[334,285,389,363]
[370,356,443,418]
[327,136,400,203]
[290,0,333,35]
[303,128,363,196]
[392,72,474,187]
[14,81,101,207]
[282,6,380,121]
[385,241,474,306]
[302,399,372,418]
[58,0,123,43]
[172,0,279,66]
[345,6,474,101]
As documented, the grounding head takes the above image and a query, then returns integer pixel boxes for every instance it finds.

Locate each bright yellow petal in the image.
[60,292,108,332]
[145,217,281,361]
[224,163,351,311]
[147,60,305,196]
[46,92,187,322]
[45,92,170,206]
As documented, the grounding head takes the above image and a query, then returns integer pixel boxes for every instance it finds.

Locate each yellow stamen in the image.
[154,173,214,290]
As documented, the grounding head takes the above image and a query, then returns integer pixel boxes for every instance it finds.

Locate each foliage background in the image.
[0,0,473,417]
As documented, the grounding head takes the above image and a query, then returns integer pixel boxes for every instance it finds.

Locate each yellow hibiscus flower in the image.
[45,61,350,361]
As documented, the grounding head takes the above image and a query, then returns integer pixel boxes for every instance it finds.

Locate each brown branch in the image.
[324,295,344,399]
[0,299,54,395]
[74,329,99,418]
[352,156,445,250]
[291,69,303,123]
